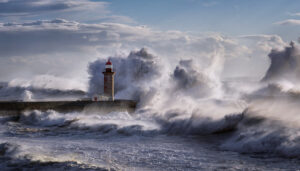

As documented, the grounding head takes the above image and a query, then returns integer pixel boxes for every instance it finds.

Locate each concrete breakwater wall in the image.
[0,100,137,115]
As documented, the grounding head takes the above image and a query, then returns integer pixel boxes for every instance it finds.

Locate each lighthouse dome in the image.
[105,59,113,70]
[106,60,112,65]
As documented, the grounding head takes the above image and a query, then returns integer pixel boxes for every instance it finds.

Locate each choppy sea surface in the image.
[0,110,299,171]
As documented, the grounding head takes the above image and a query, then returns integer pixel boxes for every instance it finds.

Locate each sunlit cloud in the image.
[274,19,300,26]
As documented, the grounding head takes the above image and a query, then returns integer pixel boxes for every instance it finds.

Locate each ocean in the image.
[0,108,299,171]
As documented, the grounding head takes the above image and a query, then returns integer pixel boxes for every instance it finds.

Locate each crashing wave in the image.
[221,110,300,158]
[0,83,85,101]
[0,142,113,170]
[2,44,300,160]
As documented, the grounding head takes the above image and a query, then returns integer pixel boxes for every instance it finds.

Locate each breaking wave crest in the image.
[16,110,161,136]
[221,113,300,158]
[0,81,85,101]
[0,142,113,170]
[12,99,300,159]
[13,107,246,137]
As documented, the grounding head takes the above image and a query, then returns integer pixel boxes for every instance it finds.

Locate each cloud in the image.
[0,18,287,83]
[239,34,286,52]
[202,1,218,7]
[0,0,135,24]
[274,19,300,26]
[0,18,249,59]
[0,0,108,16]
[89,15,136,24]
[288,12,300,17]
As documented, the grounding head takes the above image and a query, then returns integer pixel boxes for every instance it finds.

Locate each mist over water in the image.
[86,43,300,160]
[0,75,86,101]
[1,44,300,170]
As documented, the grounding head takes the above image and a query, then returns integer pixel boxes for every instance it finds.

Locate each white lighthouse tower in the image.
[102,59,115,101]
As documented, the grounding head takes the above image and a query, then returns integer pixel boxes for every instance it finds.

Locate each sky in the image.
[0,0,299,90]
[97,0,300,38]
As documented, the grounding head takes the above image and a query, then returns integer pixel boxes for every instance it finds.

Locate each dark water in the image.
[0,110,299,171]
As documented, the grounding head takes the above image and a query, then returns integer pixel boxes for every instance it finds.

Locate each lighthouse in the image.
[103,59,115,101]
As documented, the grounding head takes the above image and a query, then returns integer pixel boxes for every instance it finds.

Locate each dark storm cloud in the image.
[262,42,300,82]
[0,0,106,16]
[0,19,121,57]
[0,0,69,13]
